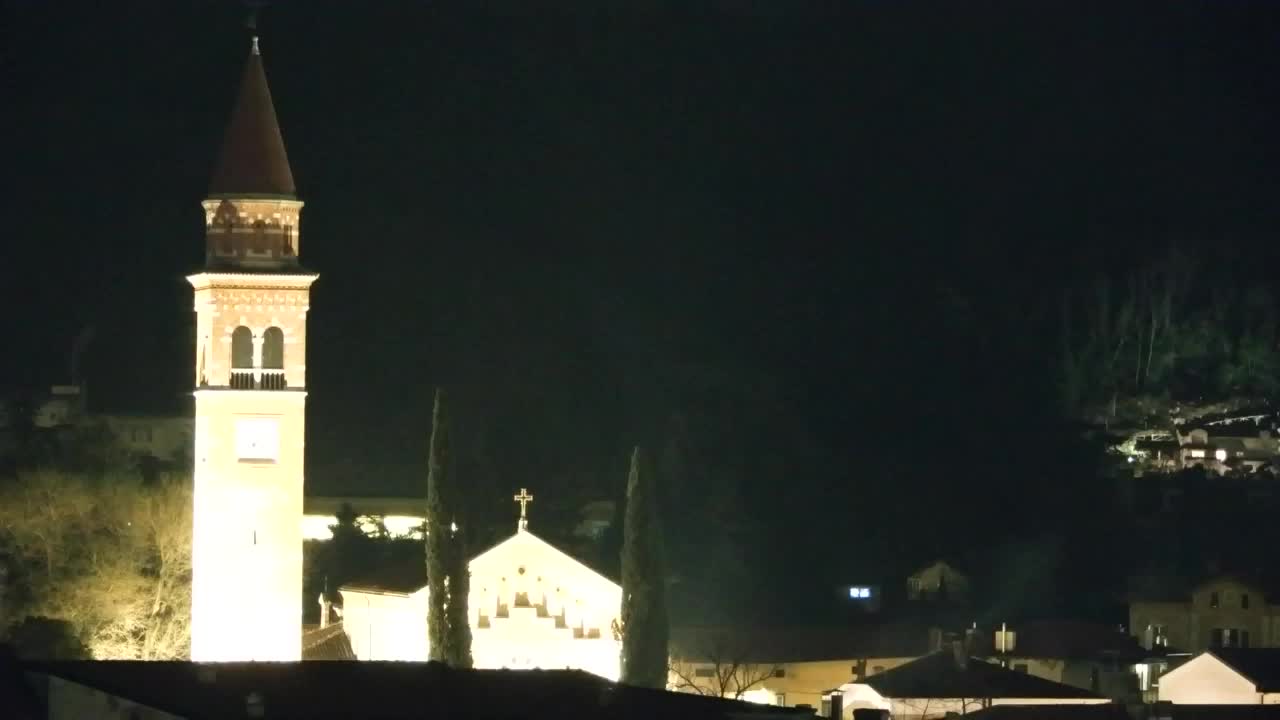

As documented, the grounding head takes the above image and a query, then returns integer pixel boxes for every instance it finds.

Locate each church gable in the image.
[469,530,620,610]
[467,529,622,679]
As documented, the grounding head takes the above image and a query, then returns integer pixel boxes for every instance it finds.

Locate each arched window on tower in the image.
[231,326,254,389]
[215,201,237,255]
[251,221,268,254]
[261,327,286,390]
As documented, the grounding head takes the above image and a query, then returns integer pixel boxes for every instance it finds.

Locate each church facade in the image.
[340,493,624,680]
[189,34,316,662]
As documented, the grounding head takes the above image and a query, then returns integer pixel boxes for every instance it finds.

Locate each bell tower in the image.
[188,29,316,661]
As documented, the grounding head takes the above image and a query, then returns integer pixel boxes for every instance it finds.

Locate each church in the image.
[189,31,623,678]
[339,490,623,680]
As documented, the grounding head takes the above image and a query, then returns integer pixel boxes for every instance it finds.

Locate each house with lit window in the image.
[1130,576,1280,653]
[1177,425,1279,475]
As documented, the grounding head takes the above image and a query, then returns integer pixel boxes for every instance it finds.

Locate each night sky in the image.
[5,1,1280,620]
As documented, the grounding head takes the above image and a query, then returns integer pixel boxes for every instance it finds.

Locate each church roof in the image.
[208,37,296,199]
[340,528,618,596]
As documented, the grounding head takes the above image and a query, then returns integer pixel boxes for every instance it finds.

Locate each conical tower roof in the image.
[208,37,295,198]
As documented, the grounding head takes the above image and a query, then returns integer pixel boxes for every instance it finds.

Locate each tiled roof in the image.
[1212,648,1280,692]
[208,39,295,198]
[860,651,1104,700]
[301,624,356,661]
[20,660,814,720]
[962,704,1130,720]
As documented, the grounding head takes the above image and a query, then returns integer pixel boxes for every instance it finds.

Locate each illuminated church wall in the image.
[339,527,622,680]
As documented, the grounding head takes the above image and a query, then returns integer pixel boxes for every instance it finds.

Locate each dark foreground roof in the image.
[862,652,1104,700]
[1211,647,1280,692]
[20,660,813,720]
[962,705,1130,720]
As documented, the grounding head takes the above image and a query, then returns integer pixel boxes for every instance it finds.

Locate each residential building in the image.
[1130,577,1280,653]
[832,648,1110,719]
[669,623,946,709]
[906,561,971,603]
[973,620,1149,703]
[95,414,193,464]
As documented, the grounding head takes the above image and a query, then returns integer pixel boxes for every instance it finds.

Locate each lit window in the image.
[1189,449,1206,459]
[849,586,872,599]
[236,418,280,462]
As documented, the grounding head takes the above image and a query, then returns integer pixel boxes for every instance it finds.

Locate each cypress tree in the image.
[444,523,473,668]
[619,445,669,688]
[424,387,473,667]
[425,389,450,662]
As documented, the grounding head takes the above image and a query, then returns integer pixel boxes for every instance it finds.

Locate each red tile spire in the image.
[208,29,295,198]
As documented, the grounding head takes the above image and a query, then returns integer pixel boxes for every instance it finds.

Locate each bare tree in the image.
[0,470,191,659]
[668,629,783,700]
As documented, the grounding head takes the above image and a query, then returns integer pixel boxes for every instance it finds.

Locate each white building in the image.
[1157,648,1280,705]
[832,648,1110,719]
[340,491,623,680]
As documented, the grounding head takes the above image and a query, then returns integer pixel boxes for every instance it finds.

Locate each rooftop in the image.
[19,660,813,720]
[1212,647,1280,692]
[859,651,1104,700]
[208,37,295,199]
